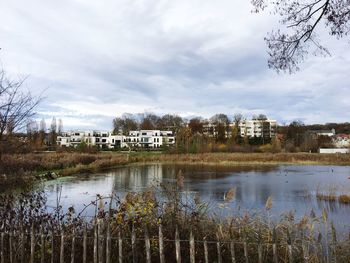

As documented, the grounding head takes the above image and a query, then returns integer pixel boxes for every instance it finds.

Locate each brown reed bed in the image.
[1,186,350,263]
[1,152,350,189]
[315,185,350,204]
[338,194,350,204]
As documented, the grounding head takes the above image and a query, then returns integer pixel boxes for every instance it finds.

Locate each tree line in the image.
[113,113,349,153]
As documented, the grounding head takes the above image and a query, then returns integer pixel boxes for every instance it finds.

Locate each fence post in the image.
[1,232,5,263]
[273,228,278,263]
[83,226,87,263]
[106,220,111,263]
[1,232,4,263]
[41,227,45,263]
[175,225,181,263]
[216,233,222,263]
[71,228,75,263]
[203,237,209,263]
[158,221,165,263]
[93,221,98,263]
[189,230,195,263]
[20,231,25,263]
[258,243,263,263]
[51,229,55,263]
[98,219,104,263]
[60,229,65,263]
[131,223,137,263]
[243,239,248,263]
[144,226,151,263]
[118,229,123,263]
[230,240,236,263]
[9,232,13,263]
[30,224,35,263]
[106,198,112,263]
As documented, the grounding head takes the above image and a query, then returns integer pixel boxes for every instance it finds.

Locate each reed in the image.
[2,152,350,189]
[338,194,350,204]
[1,187,350,262]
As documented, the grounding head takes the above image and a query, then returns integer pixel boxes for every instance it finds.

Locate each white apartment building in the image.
[57,131,118,149]
[57,130,175,149]
[125,130,175,148]
[239,119,277,138]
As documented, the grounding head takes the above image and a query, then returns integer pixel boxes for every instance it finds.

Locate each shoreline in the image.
[1,152,350,189]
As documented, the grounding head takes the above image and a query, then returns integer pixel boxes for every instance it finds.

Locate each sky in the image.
[0,0,349,131]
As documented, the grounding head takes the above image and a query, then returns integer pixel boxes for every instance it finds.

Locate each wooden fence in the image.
[0,219,345,263]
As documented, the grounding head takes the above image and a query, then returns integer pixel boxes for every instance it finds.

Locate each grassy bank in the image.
[1,152,350,188]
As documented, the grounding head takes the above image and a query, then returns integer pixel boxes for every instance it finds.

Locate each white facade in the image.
[333,134,350,148]
[125,130,175,148]
[319,148,349,154]
[57,130,175,149]
[311,129,336,137]
[239,119,277,138]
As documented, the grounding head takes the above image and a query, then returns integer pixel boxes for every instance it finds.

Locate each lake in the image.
[33,163,350,229]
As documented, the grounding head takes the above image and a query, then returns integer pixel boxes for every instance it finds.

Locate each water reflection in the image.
[39,164,350,227]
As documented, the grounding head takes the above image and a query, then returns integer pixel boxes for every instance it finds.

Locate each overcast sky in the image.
[1,0,349,131]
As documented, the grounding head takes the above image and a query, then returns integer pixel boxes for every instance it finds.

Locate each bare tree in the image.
[233,113,243,128]
[252,0,350,72]
[0,70,41,159]
[39,118,46,132]
[49,117,57,146]
[140,113,160,130]
[112,114,139,135]
[58,118,63,135]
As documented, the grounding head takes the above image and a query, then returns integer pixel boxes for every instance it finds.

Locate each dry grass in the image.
[131,152,350,166]
[1,189,350,262]
[339,194,350,204]
[316,193,338,202]
[1,152,350,188]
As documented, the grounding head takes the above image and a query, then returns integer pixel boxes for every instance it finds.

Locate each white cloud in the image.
[0,0,349,130]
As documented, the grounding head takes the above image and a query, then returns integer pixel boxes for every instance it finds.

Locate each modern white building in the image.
[333,134,350,148]
[57,130,175,149]
[125,130,175,148]
[239,119,277,138]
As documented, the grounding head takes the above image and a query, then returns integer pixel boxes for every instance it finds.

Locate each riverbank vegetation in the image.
[1,151,350,189]
[0,182,349,263]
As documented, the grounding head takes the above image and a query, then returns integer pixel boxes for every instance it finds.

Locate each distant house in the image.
[333,134,350,148]
[308,129,335,137]
[239,119,277,138]
[57,129,175,149]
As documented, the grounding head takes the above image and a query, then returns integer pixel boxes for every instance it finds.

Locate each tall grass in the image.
[1,186,350,262]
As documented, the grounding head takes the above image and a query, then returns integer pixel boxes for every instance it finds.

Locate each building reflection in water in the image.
[41,164,350,228]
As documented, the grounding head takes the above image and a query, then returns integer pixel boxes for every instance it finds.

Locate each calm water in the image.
[37,164,350,227]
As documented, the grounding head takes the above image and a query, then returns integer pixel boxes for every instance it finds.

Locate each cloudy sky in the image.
[0,0,349,130]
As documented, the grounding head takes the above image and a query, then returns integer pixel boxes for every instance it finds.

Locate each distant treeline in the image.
[2,112,350,155]
[113,113,350,154]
